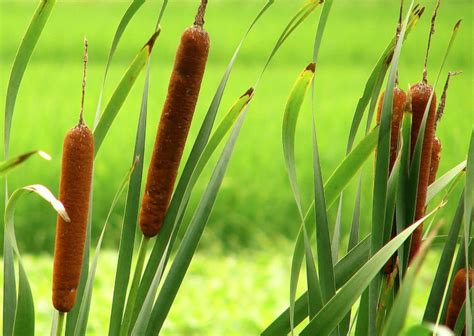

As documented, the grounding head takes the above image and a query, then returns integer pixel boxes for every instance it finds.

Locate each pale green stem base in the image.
[120,235,150,336]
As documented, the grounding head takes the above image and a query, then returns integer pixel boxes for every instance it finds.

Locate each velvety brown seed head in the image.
[408,82,437,263]
[53,124,94,312]
[445,268,473,332]
[376,86,407,173]
[429,137,441,185]
[375,87,407,275]
[139,25,210,237]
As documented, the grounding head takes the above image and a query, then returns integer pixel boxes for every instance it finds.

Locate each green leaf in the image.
[93,30,159,156]
[0,150,50,177]
[131,90,253,334]
[143,109,249,335]
[283,63,315,217]
[299,204,444,336]
[423,192,464,323]
[289,125,380,324]
[94,0,146,125]
[382,226,440,336]
[72,161,136,336]
[261,236,371,335]
[4,185,69,336]
[4,0,56,158]
[426,160,466,205]
[107,62,152,335]
[462,129,474,335]
[370,3,414,332]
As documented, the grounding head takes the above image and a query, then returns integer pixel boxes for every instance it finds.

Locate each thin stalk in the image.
[56,312,65,336]
[120,236,150,335]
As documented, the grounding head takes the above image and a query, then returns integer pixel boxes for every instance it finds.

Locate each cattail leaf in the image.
[261,236,371,335]
[423,192,464,324]
[94,0,146,125]
[283,63,315,218]
[93,30,160,156]
[107,0,168,327]
[107,62,151,335]
[299,204,444,336]
[259,0,323,78]
[462,129,474,335]
[346,4,424,152]
[143,111,248,335]
[131,90,253,334]
[369,3,414,332]
[4,0,56,159]
[3,185,69,336]
[0,150,51,177]
[72,161,136,336]
[382,227,440,336]
[289,125,380,321]
[426,160,466,205]
[281,63,318,333]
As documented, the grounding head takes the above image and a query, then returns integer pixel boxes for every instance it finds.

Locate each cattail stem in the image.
[120,236,150,335]
[80,38,88,125]
[56,312,65,336]
[194,0,208,27]
[422,0,441,83]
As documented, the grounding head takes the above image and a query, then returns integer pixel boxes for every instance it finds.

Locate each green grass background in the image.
[1,0,472,252]
[0,0,472,333]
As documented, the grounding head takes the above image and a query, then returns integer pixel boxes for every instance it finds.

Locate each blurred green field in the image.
[0,0,472,254]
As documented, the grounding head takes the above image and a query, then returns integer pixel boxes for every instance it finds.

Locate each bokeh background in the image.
[1,0,472,334]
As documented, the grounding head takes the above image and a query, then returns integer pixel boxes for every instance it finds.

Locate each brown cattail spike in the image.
[422,0,441,84]
[429,137,441,185]
[52,39,94,312]
[445,268,473,333]
[139,4,210,237]
[376,86,407,275]
[80,38,88,125]
[435,71,461,127]
[408,82,437,263]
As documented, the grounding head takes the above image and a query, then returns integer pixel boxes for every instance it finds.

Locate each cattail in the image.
[53,39,94,312]
[429,137,441,185]
[408,0,440,263]
[445,268,473,333]
[139,0,210,237]
[376,86,407,274]
[376,86,407,173]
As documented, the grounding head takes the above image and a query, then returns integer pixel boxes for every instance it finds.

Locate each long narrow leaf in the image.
[4,0,56,158]
[144,111,248,335]
[300,204,444,336]
[93,30,159,156]
[4,185,68,336]
[0,150,50,177]
[73,161,136,336]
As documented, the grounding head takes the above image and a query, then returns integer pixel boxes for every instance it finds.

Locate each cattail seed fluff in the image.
[408,82,437,262]
[53,124,94,312]
[139,17,210,237]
